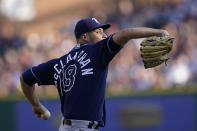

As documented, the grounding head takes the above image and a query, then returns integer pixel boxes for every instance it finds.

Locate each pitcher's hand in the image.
[32,103,51,120]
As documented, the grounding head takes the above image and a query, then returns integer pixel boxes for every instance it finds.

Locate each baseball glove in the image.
[140,35,174,69]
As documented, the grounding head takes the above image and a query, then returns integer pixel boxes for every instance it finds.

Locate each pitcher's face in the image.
[86,28,107,43]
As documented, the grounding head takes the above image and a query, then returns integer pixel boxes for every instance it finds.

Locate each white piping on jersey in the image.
[31,68,42,84]
[106,35,115,54]
[73,43,88,50]
[74,44,81,49]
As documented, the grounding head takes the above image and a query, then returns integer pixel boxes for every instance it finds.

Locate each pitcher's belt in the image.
[63,119,100,130]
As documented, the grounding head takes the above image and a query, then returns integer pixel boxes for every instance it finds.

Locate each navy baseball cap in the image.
[74,17,110,39]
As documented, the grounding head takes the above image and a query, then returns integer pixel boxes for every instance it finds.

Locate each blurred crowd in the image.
[0,0,197,97]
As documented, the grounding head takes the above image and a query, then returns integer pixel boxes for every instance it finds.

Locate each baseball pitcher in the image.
[20,17,172,131]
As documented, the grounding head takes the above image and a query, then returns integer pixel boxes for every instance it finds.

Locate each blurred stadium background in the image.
[0,0,197,131]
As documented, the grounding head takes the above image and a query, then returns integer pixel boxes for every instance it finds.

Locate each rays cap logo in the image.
[74,17,110,39]
[92,18,100,24]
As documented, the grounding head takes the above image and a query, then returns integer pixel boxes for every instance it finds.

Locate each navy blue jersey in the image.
[22,35,121,125]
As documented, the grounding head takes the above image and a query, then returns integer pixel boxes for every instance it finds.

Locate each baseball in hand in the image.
[41,110,51,120]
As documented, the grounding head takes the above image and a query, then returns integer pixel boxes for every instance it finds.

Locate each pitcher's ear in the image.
[81,33,87,40]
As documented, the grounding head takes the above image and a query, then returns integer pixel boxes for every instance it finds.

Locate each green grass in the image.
[1,84,197,101]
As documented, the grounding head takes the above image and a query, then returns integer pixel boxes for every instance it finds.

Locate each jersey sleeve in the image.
[95,34,121,66]
[22,59,57,86]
